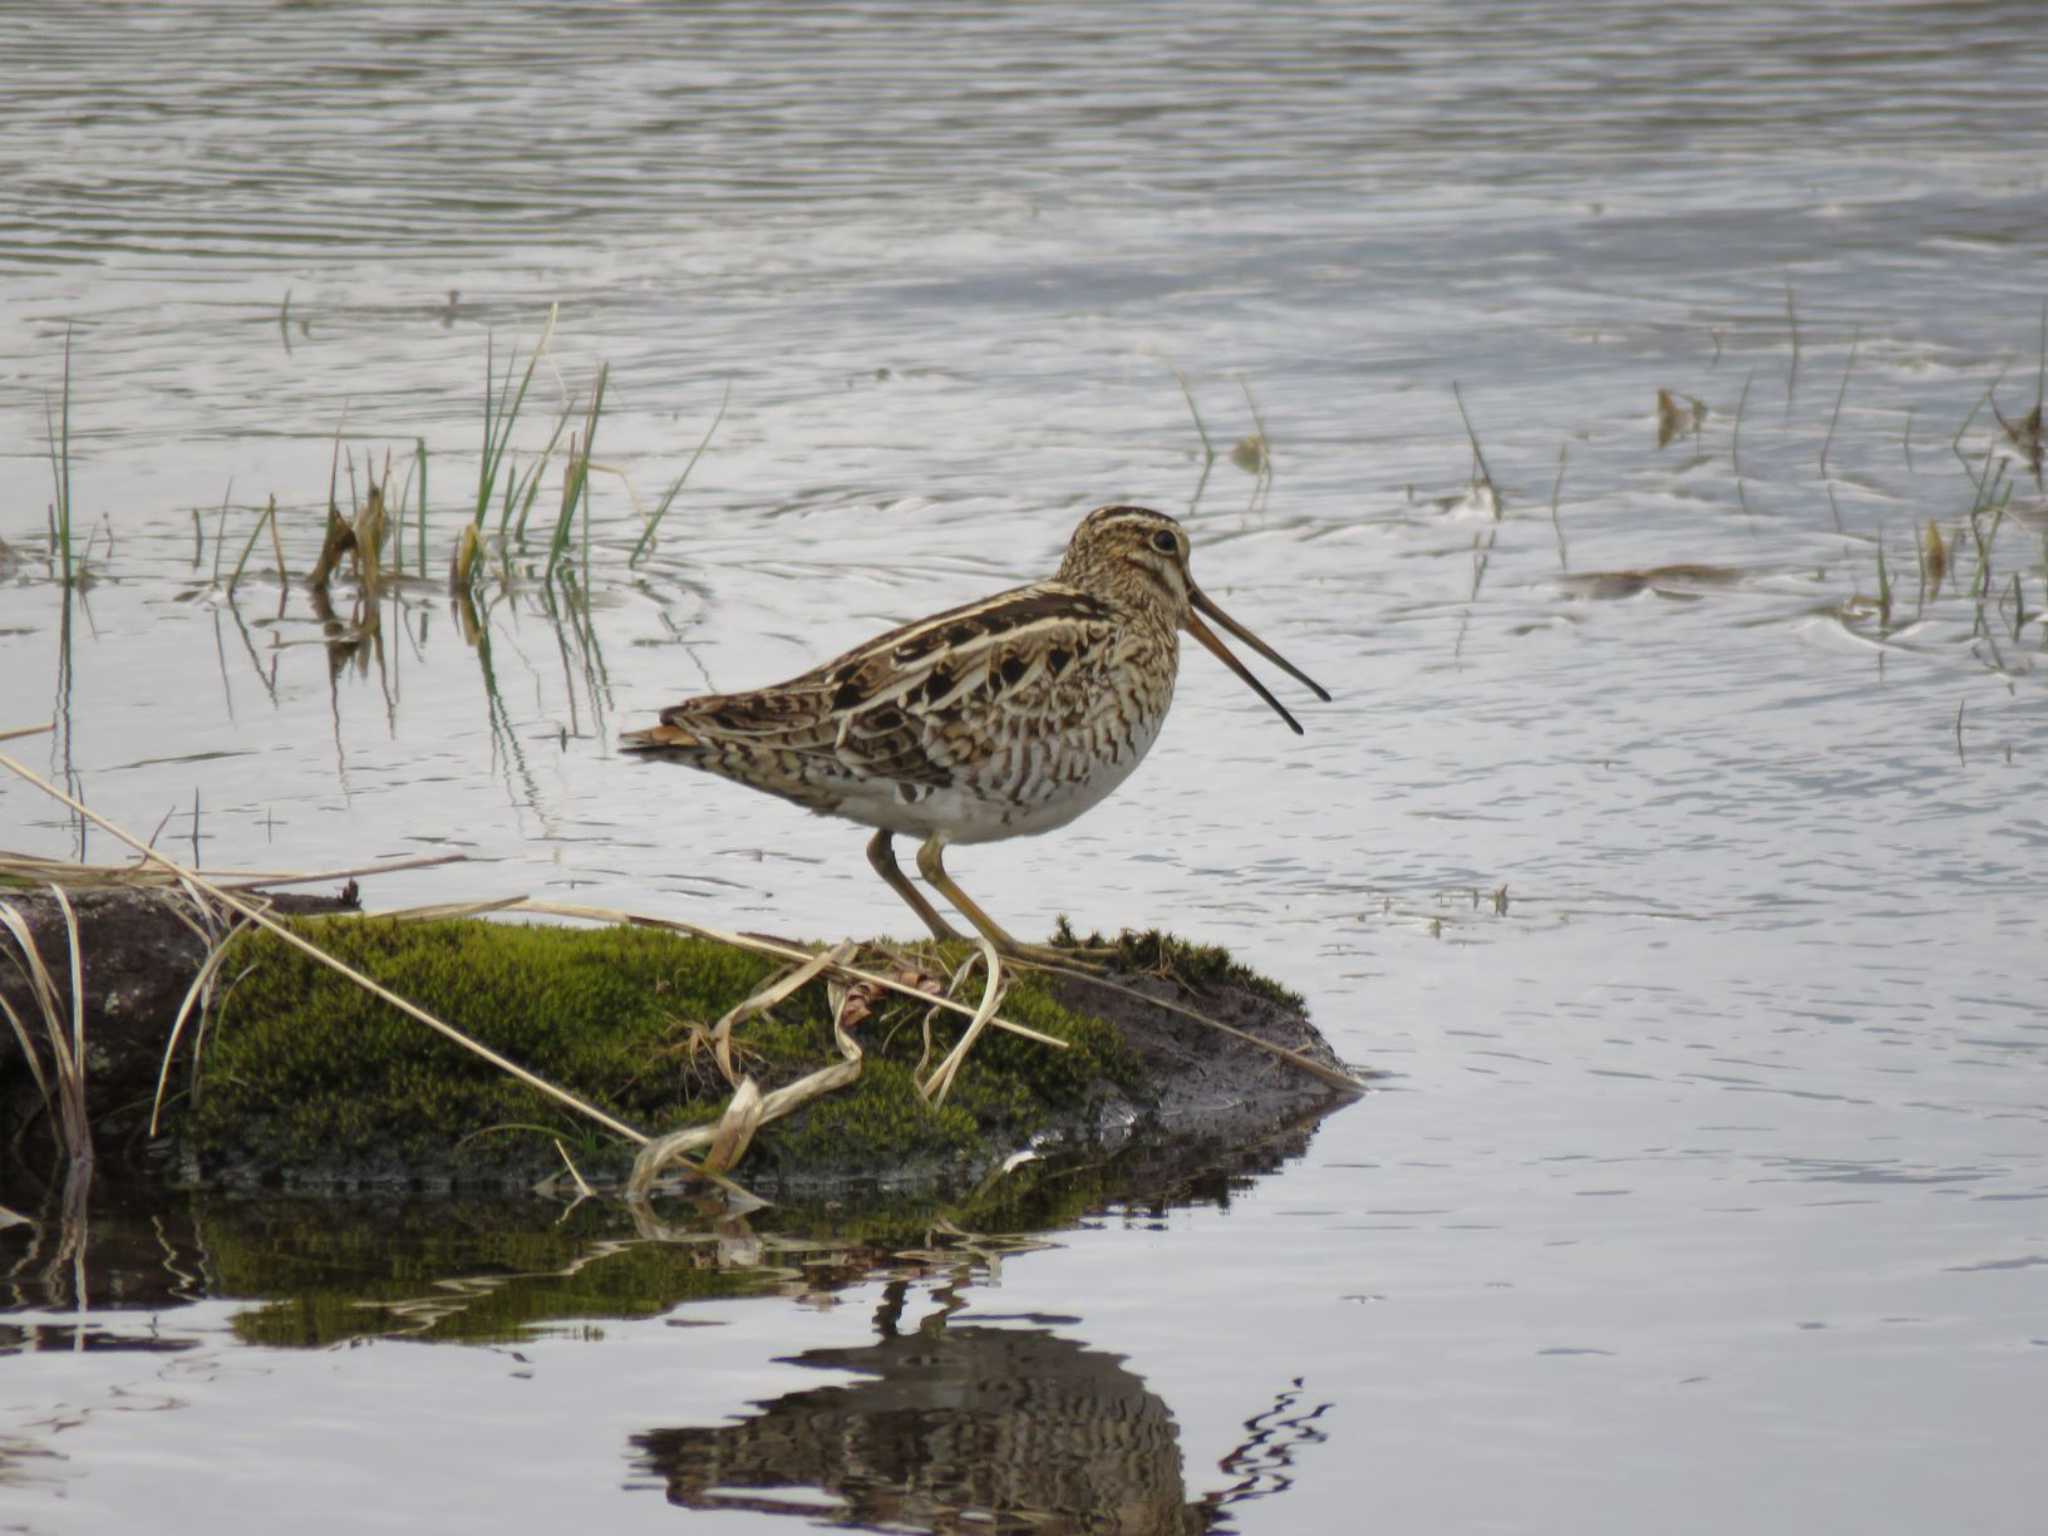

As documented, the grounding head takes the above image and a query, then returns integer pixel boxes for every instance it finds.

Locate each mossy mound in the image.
[1055,921,1308,1011]
[185,916,1147,1193]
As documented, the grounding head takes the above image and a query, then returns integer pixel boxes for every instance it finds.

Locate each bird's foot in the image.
[999,939,1114,975]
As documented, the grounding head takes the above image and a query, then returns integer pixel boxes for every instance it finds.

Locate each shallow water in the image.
[5,1,2048,1531]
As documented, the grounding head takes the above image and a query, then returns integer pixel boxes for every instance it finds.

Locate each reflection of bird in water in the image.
[623,506,1327,964]
[631,1280,1332,1533]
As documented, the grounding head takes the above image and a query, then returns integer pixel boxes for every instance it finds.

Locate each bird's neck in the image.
[1057,563,1184,632]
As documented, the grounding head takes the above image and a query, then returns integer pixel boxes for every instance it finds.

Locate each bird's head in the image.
[1057,504,1330,733]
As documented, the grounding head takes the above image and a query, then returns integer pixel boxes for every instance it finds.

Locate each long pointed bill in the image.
[1185,586,1331,736]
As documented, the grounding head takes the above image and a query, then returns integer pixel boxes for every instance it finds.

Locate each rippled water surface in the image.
[5,2,2048,1532]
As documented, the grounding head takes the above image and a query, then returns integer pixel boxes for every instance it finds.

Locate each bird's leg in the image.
[866,829,967,946]
[914,833,1105,972]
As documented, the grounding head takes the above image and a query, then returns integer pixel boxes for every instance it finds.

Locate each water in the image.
[5,1,2048,1530]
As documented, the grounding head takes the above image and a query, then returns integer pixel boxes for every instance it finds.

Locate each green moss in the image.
[1052,919,1307,1011]
[185,917,1148,1189]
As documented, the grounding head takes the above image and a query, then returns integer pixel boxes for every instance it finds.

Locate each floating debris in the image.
[1923,520,1948,587]
[1558,563,1745,601]
[1992,399,2043,478]
[1656,388,1708,448]
[1433,478,1501,520]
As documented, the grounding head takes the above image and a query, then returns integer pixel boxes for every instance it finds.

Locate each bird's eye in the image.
[1150,530,1178,553]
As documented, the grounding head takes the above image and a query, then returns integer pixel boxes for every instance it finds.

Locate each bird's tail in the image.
[619,721,704,753]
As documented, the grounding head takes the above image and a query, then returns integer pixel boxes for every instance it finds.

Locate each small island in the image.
[1,880,1363,1208]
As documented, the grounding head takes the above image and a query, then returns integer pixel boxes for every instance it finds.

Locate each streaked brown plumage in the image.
[621,505,1328,963]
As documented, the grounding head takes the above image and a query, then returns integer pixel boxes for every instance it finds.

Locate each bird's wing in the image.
[626,582,1124,790]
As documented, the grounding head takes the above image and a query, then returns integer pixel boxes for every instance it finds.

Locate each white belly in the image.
[828,705,1168,845]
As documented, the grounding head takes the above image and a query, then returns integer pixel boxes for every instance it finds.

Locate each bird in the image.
[620,504,1329,966]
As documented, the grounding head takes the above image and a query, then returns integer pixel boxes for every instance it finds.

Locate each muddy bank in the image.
[1036,961,1359,1189]
[2,893,1363,1199]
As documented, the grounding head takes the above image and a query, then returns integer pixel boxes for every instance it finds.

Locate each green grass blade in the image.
[415,437,429,575]
[511,402,575,540]
[225,497,277,597]
[545,363,608,581]
[43,328,75,586]
[630,380,729,567]
[474,305,558,527]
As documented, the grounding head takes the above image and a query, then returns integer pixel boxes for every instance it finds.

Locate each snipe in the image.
[621,505,1328,964]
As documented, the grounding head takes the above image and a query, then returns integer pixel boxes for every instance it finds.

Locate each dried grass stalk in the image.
[0,909,56,1115]
[0,848,465,891]
[552,1137,594,1199]
[0,888,93,1165]
[50,886,87,1152]
[700,1077,764,1176]
[707,943,850,1089]
[449,521,481,593]
[148,929,243,1135]
[626,961,870,1202]
[308,503,353,591]
[919,938,1005,1106]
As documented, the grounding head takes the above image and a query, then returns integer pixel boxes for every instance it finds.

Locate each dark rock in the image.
[1,884,356,1167]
